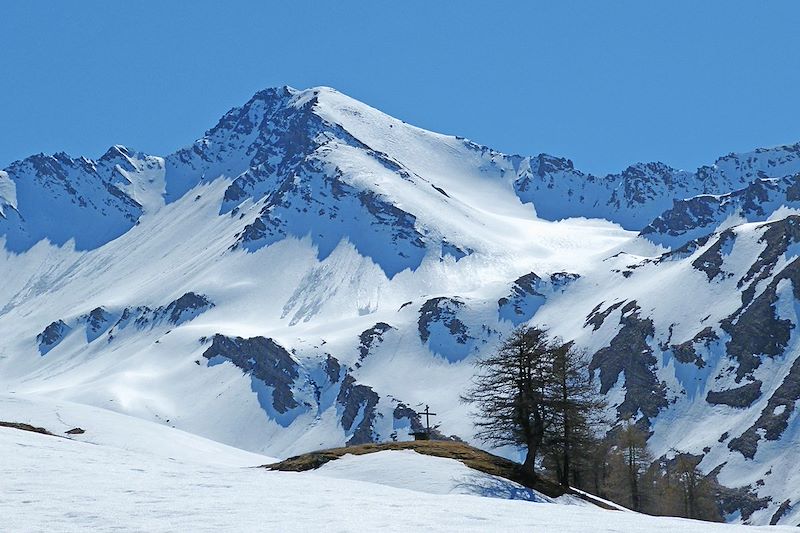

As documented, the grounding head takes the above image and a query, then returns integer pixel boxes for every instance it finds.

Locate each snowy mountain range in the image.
[3,85,800,526]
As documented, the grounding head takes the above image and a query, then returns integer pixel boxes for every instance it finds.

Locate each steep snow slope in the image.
[3,85,800,525]
[0,151,147,252]
[0,172,637,456]
[538,215,800,525]
[3,425,794,533]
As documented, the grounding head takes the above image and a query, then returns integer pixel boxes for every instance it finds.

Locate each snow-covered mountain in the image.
[3,85,800,526]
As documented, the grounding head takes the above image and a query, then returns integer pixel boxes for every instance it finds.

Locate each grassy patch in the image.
[266,440,572,498]
[0,421,54,436]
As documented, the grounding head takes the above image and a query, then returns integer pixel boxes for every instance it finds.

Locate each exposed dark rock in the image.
[691,229,736,281]
[161,292,214,325]
[642,174,800,247]
[719,218,800,380]
[770,499,792,525]
[418,297,469,343]
[65,427,85,435]
[337,374,380,445]
[739,216,800,298]
[715,483,771,522]
[441,241,471,261]
[202,334,299,413]
[357,322,394,365]
[730,355,800,459]
[706,381,762,408]
[106,293,213,338]
[723,257,800,381]
[584,301,625,332]
[417,297,475,361]
[392,403,425,434]
[1,151,144,252]
[642,196,722,242]
[590,301,667,420]
[83,307,114,342]
[549,271,580,288]
[235,169,429,277]
[0,421,53,436]
[37,320,71,355]
[324,355,342,383]
[671,327,718,368]
[497,272,546,324]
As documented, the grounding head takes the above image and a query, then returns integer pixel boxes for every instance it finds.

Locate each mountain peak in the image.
[99,144,133,161]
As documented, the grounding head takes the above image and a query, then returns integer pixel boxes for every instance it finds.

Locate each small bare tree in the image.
[462,326,604,481]
[604,419,652,511]
[461,327,556,474]
[545,341,606,487]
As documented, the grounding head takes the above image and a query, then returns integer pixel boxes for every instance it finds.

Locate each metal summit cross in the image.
[411,404,437,440]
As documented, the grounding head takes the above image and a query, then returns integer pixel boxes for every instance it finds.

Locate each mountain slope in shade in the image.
[538,215,800,524]
[3,86,800,525]
[641,173,800,246]
[0,147,163,252]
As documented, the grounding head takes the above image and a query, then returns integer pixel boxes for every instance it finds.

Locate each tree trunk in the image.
[629,446,640,511]
[523,445,537,475]
[561,410,570,488]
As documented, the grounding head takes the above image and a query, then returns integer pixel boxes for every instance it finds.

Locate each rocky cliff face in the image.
[0,151,145,251]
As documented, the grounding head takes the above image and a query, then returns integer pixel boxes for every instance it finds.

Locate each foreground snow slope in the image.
[3,426,792,533]
[0,393,275,466]
[314,449,555,502]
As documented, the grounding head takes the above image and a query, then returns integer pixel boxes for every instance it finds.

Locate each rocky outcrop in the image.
[729,356,800,459]
[671,327,718,368]
[202,334,300,414]
[715,480,772,523]
[706,381,762,408]
[516,143,800,232]
[324,355,342,383]
[162,292,214,325]
[337,374,380,445]
[392,403,425,435]
[723,261,799,381]
[585,301,625,332]
[642,174,800,247]
[235,167,429,277]
[37,320,70,355]
[84,307,113,341]
[105,292,213,339]
[590,301,667,421]
[356,322,393,366]
[691,229,736,281]
[770,499,792,525]
[497,272,579,325]
[497,273,545,325]
[0,150,145,252]
[418,297,475,361]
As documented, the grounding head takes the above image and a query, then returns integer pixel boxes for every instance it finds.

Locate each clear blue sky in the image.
[2,1,799,174]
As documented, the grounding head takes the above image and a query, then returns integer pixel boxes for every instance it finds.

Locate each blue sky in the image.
[2,1,799,174]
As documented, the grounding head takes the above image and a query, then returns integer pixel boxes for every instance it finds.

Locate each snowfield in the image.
[2,422,794,533]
